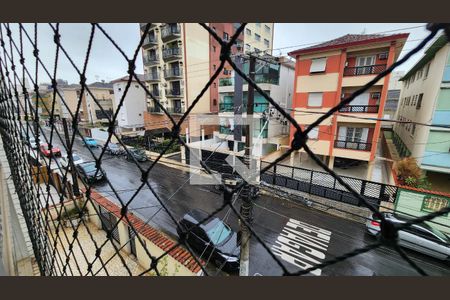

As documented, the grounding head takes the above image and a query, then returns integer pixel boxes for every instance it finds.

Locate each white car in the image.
[60,153,84,170]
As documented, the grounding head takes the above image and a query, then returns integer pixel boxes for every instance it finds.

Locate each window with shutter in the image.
[310,58,327,73]
[307,92,323,107]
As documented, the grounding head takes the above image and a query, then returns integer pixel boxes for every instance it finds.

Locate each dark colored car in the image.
[177,209,240,273]
[76,161,106,184]
[125,148,148,162]
[105,142,125,155]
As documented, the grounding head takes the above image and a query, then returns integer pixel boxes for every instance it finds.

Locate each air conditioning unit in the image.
[372,92,381,99]
[379,52,388,60]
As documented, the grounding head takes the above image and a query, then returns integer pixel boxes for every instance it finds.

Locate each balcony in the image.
[148,105,163,114]
[162,47,182,61]
[218,74,279,86]
[338,105,379,113]
[343,64,386,76]
[165,87,184,98]
[143,54,159,66]
[334,140,372,151]
[219,102,269,113]
[167,106,183,115]
[142,35,158,49]
[164,68,183,79]
[161,24,181,42]
[144,72,160,82]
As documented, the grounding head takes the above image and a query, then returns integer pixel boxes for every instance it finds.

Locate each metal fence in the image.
[0,22,449,277]
[260,161,398,208]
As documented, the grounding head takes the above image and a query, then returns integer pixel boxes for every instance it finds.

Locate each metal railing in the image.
[143,35,158,48]
[219,102,269,113]
[343,64,387,76]
[143,54,159,66]
[161,24,181,41]
[218,74,279,86]
[144,72,160,81]
[338,105,379,113]
[167,106,183,114]
[165,87,183,97]
[334,139,372,151]
[162,47,182,61]
[164,68,183,78]
[148,105,162,113]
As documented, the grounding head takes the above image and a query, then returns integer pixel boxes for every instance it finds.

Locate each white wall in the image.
[113,81,147,129]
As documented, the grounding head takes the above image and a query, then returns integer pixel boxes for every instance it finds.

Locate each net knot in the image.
[291,130,308,151]
[127,60,135,75]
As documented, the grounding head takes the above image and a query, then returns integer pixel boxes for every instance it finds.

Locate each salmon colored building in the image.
[288,33,409,179]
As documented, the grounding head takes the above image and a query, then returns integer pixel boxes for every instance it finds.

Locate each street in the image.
[40,127,450,276]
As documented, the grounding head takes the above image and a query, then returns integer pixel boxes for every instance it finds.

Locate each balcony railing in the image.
[334,140,372,151]
[144,72,160,82]
[161,24,181,41]
[143,35,158,48]
[343,64,387,76]
[162,47,182,61]
[167,106,183,114]
[338,105,379,113]
[165,87,184,97]
[148,105,162,113]
[164,68,183,79]
[143,54,159,66]
[219,102,269,113]
[219,74,279,86]
[219,78,233,86]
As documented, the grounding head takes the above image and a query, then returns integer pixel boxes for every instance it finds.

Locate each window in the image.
[417,68,423,79]
[356,55,375,67]
[416,93,423,109]
[424,62,430,79]
[255,33,261,41]
[411,124,416,135]
[264,39,270,48]
[264,25,271,33]
[213,99,217,106]
[246,28,251,35]
[212,45,216,52]
[223,32,229,41]
[135,85,139,88]
[371,92,381,99]
[213,82,216,88]
[213,64,216,70]
[310,57,327,73]
[307,92,323,107]
[307,127,319,139]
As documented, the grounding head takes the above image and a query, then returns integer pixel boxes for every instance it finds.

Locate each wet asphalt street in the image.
[42,127,450,276]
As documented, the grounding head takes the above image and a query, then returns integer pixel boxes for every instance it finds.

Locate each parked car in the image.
[26,136,39,150]
[125,148,148,162]
[60,153,84,170]
[214,173,260,198]
[39,143,61,157]
[177,209,240,273]
[83,137,98,148]
[105,142,125,155]
[366,212,450,261]
[75,161,106,184]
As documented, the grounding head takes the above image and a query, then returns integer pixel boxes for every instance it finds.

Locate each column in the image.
[181,145,186,164]
[366,160,375,181]
[328,156,335,169]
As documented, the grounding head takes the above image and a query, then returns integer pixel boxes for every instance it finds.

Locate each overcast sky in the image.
[3,23,431,86]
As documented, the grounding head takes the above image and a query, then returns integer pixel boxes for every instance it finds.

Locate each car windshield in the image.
[206,221,232,244]
[422,222,450,243]
[82,163,97,173]
[72,155,81,161]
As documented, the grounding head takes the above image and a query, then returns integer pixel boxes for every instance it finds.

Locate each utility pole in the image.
[239,54,256,276]
[62,117,80,197]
